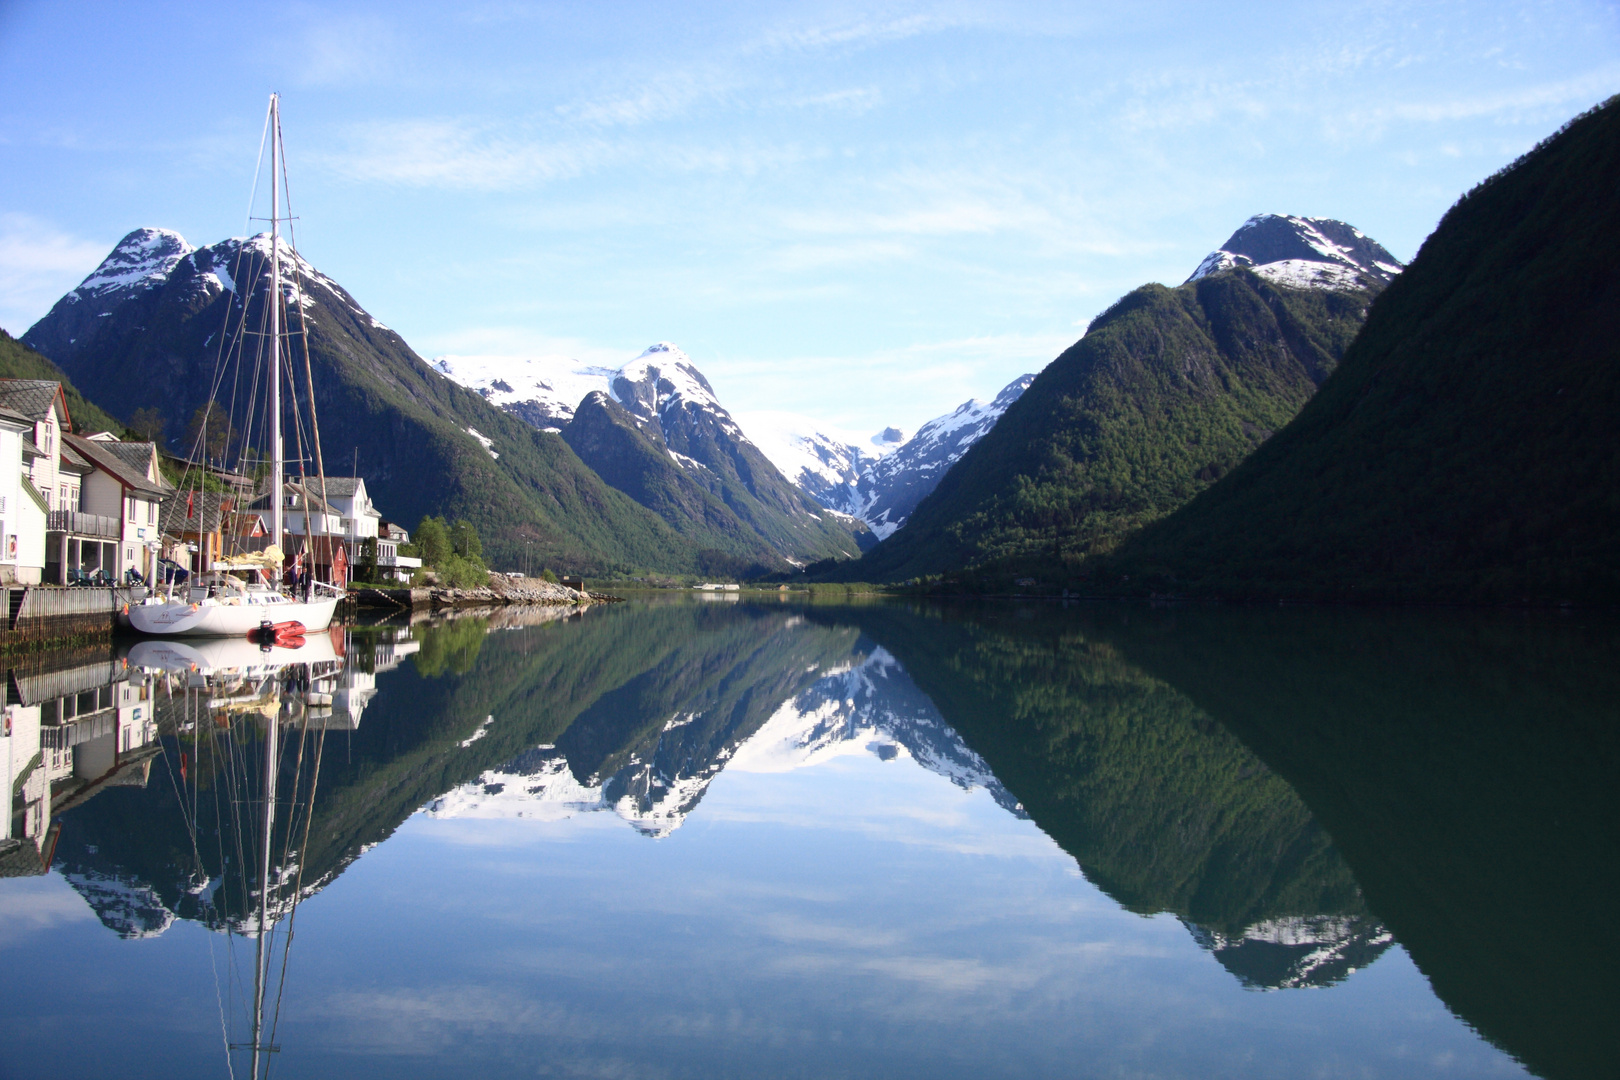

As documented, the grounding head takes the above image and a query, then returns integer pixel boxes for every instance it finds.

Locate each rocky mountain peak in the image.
[75,227,194,300]
[1187,214,1402,291]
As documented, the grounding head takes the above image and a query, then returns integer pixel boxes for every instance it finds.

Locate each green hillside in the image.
[0,328,125,435]
[1115,96,1620,602]
[562,391,792,574]
[854,270,1375,582]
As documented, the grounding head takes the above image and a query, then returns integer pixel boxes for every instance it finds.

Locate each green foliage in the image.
[411,616,489,677]
[0,328,125,435]
[1114,94,1620,603]
[413,515,452,567]
[541,568,558,583]
[448,518,482,560]
[854,269,1375,583]
[186,402,236,465]
[127,406,165,442]
[355,537,378,583]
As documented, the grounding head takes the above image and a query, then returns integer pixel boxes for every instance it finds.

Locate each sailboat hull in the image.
[129,595,338,636]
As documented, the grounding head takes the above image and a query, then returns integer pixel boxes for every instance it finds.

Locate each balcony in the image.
[47,510,121,539]
[378,554,422,568]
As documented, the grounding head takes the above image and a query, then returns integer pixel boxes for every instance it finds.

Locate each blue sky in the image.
[1,1,1615,437]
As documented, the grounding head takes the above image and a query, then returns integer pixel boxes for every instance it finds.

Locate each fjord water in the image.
[1,599,1614,1079]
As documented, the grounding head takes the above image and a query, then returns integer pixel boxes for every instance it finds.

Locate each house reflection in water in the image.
[1,654,157,877]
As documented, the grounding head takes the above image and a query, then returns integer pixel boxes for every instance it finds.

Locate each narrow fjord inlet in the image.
[2,7,1616,1078]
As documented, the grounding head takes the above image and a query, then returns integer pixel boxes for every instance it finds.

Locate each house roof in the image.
[249,479,340,515]
[159,490,232,534]
[62,434,170,498]
[58,442,92,473]
[0,404,33,431]
[0,380,67,427]
[306,476,364,499]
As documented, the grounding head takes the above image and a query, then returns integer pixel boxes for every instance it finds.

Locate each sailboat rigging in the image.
[130,93,342,637]
[135,628,349,1078]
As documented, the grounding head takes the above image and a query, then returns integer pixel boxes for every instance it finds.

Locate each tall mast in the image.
[251,698,280,1080]
[268,93,284,552]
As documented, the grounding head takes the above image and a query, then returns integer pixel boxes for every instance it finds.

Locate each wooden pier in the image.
[0,586,131,650]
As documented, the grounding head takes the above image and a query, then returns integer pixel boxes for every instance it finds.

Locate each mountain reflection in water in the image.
[1,597,1612,1079]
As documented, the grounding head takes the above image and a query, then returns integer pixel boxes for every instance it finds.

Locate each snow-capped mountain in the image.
[425,642,1025,837]
[434,343,871,563]
[1186,214,1403,291]
[749,374,1035,541]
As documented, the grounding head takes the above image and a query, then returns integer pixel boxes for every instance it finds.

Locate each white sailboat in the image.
[130,93,342,637]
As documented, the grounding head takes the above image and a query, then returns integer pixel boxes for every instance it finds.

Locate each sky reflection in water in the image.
[3,597,1610,1079]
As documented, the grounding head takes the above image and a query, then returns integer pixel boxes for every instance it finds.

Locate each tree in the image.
[355,537,378,583]
[413,515,451,567]
[128,407,165,443]
[449,518,482,559]
[186,402,236,465]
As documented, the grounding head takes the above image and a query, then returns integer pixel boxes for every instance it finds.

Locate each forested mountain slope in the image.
[0,329,125,436]
[855,243,1385,581]
[23,232,699,574]
[1116,95,1620,602]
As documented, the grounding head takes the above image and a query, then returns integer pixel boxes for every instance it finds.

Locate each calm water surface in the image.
[1,597,1614,1079]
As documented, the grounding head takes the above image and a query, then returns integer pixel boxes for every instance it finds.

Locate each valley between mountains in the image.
[13,95,1618,600]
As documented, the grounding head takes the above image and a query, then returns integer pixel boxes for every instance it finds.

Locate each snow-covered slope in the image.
[425,642,1025,837]
[1186,214,1402,291]
[430,354,623,431]
[22,228,194,359]
[737,414,905,512]
[434,343,869,562]
[747,374,1035,541]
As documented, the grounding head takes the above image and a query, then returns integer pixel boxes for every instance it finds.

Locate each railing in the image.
[378,554,422,568]
[47,510,121,539]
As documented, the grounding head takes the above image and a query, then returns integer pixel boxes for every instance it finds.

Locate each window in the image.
[59,485,68,508]
[147,501,155,524]
[127,497,135,523]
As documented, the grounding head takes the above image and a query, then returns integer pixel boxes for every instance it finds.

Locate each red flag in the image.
[186,490,194,519]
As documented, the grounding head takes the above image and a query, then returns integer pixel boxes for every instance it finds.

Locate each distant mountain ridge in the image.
[748,373,1036,540]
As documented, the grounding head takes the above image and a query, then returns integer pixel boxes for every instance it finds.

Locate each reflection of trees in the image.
[816,606,1372,949]
[1094,605,1620,1080]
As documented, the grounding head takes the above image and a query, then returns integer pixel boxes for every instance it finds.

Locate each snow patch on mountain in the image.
[1187,214,1402,291]
[72,228,194,300]
[1185,914,1396,990]
[749,374,1035,539]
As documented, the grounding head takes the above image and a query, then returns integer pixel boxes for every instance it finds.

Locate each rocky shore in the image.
[351,575,622,610]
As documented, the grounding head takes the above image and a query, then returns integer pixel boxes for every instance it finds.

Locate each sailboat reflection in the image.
[131,629,349,1078]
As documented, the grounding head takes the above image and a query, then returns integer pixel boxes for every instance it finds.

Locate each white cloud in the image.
[0,213,109,335]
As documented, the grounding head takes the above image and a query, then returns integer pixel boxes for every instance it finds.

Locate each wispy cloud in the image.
[0,213,110,334]
[315,119,610,189]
